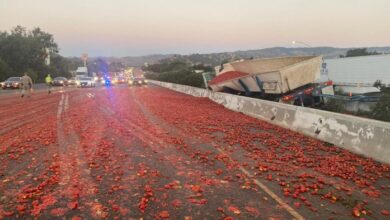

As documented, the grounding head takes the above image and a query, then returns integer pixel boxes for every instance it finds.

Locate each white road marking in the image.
[215,148,305,220]
[57,94,64,118]
[86,92,95,98]
[64,94,69,111]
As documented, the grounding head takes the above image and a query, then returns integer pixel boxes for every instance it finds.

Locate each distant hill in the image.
[175,47,390,66]
[87,46,390,67]
[88,54,174,67]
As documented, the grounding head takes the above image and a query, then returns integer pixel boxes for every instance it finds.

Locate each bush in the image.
[319,99,346,113]
[148,70,205,88]
[145,60,207,88]
[371,92,390,122]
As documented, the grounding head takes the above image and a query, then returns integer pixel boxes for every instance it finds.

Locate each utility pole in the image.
[81,53,88,67]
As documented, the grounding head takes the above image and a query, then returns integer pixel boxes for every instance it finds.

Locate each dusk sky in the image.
[1,0,390,57]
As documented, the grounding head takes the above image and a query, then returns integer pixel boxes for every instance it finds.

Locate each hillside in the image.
[88,46,390,67]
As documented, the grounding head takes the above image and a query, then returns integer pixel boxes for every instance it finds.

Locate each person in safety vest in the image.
[45,74,53,94]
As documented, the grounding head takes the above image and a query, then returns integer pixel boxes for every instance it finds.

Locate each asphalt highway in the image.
[0,85,389,219]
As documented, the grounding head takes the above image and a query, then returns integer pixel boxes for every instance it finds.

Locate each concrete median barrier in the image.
[150,80,212,97]
[150,80,390,165]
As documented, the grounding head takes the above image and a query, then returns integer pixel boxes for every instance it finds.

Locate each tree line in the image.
[0,26,81,82]
[340,48,381,58]
[144,60,213,88]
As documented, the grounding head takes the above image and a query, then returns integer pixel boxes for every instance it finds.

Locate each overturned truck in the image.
[208,56,334,106]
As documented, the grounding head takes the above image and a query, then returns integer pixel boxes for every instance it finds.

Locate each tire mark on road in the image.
[57,93,64,118]
[55,91,103,218]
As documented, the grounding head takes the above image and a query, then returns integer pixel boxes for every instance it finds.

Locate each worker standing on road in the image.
[45,74,53,94]
[21,72,33,98]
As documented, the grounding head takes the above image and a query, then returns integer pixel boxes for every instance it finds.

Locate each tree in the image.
[88,58,109,74]
[108,62,124,72]
[66,57,84,72]
[145,60,190,73]
[49,54,73,78]
[145,60,207,88]
[193,64,213,72]
[0,58,14,81]
[340,48,380,58]
[30,27,58,54]
[373,80,385,89]
[0,26,72,82]
[371,92,390,122]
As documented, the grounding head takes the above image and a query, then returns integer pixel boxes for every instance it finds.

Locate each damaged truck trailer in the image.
[208,56,334,107]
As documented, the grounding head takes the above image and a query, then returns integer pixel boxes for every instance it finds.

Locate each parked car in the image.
[68,77,76,85]
[52,77,68,86]
[1,77,22,89]
[99,77,106,84]
[76,77,96,87]
[116,77,127,84]
[111,77,119,85]
[128,77,148,86]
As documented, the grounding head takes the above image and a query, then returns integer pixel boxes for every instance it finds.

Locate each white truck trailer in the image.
[75,67,88,77]
[319,54,390,88]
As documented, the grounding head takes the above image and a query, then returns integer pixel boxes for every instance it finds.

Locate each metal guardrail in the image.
[334,82,390,88]
[319,94,382,102]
